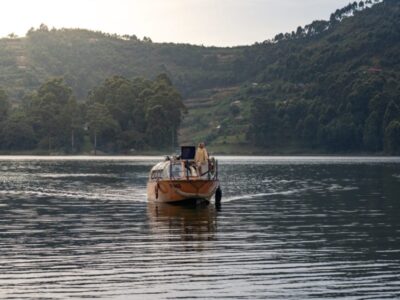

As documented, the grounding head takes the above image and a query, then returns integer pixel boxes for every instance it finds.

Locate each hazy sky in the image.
[2,0,352,46]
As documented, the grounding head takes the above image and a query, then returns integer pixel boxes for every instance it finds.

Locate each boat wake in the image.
[222,183,358,203]
[0,187,147,202]
[222,189,304,202]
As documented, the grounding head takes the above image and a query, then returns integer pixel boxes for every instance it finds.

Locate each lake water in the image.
[0,156,400,299]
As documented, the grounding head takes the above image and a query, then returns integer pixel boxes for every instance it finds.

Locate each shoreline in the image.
[0,144,393,157]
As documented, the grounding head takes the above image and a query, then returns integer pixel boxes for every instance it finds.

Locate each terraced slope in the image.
[179,86,253,152]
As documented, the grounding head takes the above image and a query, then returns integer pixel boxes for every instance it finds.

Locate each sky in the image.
[1,0,353,46]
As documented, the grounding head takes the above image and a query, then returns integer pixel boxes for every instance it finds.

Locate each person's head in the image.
[198,142,205,149]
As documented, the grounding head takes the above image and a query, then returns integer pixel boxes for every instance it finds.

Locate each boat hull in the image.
[147,179,219,203]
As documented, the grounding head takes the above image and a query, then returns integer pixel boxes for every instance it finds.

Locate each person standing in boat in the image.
[195,142,209,176]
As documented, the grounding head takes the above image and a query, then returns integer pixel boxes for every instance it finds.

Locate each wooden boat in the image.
[147,146,221,203]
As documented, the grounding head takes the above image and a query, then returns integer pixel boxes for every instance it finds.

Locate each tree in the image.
[7,33,18,39]
[319,114,359,151]
[38,23,49,31]
[274,33,284,42]
[61,97,85,152]
[37,77,72,106]
[148,75,186,146]
[26,78,74,151]
[145,105,169,148]
[302,114,318,145]
[384,121,400,154]
[87,74,184,151]
[86,103,118,154]
[0,111,36,150]
[230,102,241,117]
[363,111,382,151]
[382,101,400,133]
[88,76,135,131]
[0,89,10,121]
[142,36,152,43]
[248,99,281,147]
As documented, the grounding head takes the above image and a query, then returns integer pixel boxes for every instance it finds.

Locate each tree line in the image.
[270,0,382,43]
[0,74,185,153]
[247,74,400,154]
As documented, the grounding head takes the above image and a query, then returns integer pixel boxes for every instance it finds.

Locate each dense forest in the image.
[0,75,184,153]
[0,0,399,154]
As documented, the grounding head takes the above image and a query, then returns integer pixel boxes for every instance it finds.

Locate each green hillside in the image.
[243,0,400,154]
[0,26,241,101]
[183,0,400,154]
[0,0,399,154]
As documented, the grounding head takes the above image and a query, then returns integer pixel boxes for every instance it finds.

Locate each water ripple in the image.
[0,157,399,299]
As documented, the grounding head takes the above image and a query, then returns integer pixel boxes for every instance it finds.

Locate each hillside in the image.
[0,26,241,101]
[183,0,400,154]
[0,0,400,154]
[242,0,400,154]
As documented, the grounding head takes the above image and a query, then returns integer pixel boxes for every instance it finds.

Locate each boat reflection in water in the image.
[147,200,217,244]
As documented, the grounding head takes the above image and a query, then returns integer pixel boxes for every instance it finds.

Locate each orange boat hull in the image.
[147,179,219,203]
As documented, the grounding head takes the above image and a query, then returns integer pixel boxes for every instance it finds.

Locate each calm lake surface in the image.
[0,156,400,299]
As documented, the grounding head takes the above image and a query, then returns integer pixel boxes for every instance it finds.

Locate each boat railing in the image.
[187,158,219,180]
[168,157,218,181]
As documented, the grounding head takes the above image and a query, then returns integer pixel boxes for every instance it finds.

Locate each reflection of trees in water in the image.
[147,201,217,245]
